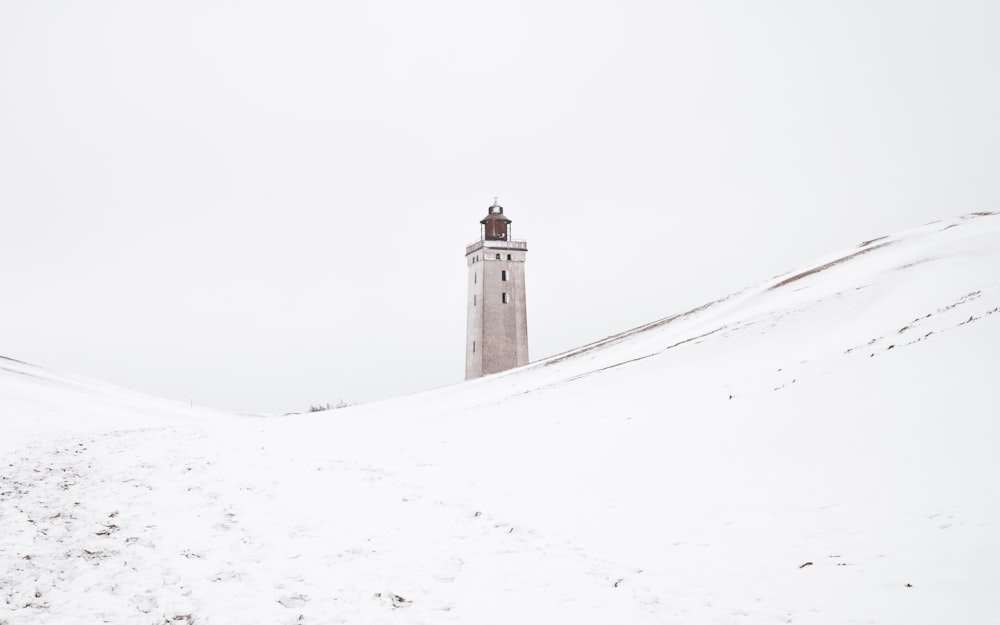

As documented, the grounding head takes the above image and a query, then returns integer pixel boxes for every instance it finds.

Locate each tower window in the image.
[473,294,476,306]
[502,292,509,304]
[507,254,512,260]
[473,341,476,353]
[474,273,477,284]
[496,253,501,260]
[501,270,508,281]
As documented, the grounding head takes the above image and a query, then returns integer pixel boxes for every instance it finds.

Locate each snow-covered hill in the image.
[3,212,999,625]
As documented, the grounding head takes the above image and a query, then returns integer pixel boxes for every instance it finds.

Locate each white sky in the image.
[2,0,998,414]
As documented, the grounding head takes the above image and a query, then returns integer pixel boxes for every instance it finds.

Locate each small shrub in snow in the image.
[309,399,353,412]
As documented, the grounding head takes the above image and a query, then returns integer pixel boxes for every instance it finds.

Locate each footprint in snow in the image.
[130,594,157,614]
[279,593,310,608]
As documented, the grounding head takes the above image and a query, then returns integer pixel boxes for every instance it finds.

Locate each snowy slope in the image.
[2,212,999,625]
[0,356,220,451]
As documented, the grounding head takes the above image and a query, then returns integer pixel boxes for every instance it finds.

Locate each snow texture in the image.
[2,212,1000,624]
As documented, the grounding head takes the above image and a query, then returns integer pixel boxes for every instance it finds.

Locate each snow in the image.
[2,212,999,624]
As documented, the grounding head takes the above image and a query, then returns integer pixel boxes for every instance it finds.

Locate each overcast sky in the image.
[2,1,998,414]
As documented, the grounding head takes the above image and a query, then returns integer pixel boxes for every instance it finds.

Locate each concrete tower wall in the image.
[465,250,485,379]
[465,239,528,379]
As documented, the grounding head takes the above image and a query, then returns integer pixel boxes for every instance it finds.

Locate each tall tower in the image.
[465,200,529,379]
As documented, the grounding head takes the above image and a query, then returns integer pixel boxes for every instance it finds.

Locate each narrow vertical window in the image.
[502,292,509,304]
[473,341,476,353]
[496,253,501,260]
[473,294,476,306]
[474,273,477,284]
[507,254,512,260]
[501,270,508,281]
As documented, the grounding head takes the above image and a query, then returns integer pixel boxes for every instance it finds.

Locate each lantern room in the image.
[480,200,512,241]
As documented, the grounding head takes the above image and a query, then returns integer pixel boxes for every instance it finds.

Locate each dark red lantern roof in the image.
[480,200,511,224]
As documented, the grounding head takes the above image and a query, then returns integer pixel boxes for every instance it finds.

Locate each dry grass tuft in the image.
[769,241,893,291]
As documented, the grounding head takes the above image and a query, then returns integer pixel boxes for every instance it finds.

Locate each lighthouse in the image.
[465,200,529,379]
